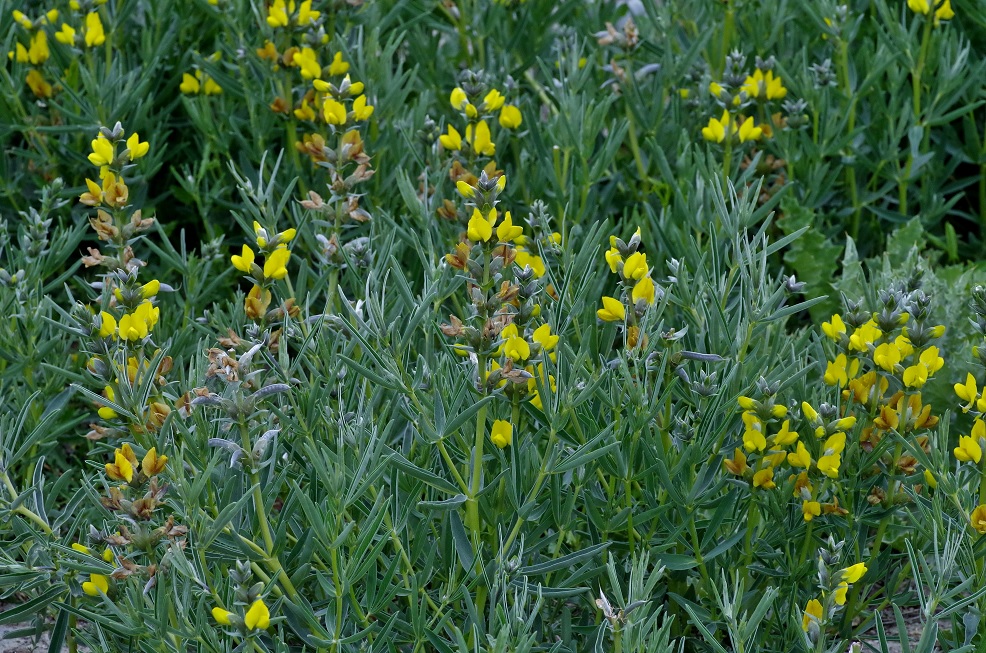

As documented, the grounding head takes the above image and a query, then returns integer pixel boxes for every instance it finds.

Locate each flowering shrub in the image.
[2,1,986,652]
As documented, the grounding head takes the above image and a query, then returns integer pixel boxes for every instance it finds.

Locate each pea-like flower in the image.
[596,296,625,322]
[244,599,271,630]
[499,105,522,129]
[490,420,512,448]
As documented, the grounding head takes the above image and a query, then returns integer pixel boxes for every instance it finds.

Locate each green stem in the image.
[467,355,489,540]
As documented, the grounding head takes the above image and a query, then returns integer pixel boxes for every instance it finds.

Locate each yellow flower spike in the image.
[180,72,201,94]
[499,105,522,129]
[98,311,117,338]
[126,133,150,161]
[822,314,846,340]
[596,296,625,322]
[701,111,728,143]
[723,448,748,475]
[84,12,105,47]
[352,94,374,121]
[622,252,648,280]
[631,277,656,305]
[772,420,798,446]
[752,467,775,489]
[737,116,762,142]
[323,98,347,125]
[802,500,821,522]
[232,244,256,272]
[439,124,462,151]
[802,599,823,632]
[293,47,321,79]
[841,563,867,583]
[490,420,513,448]
[604,247,621,273]
[88,136,115,168]
[496,211,523,243]
[142,447,168,476]
[532,324,559,353]
[264,248,291,280]
[55,23,77,45]
[243,599,270,630]
[503,335,531,363]
[212,607,235,625]
[328,52,349,76]
[787,441,811,468]
[469,120,495,156]
[82,574,109,597]
[971,505,986,534]
[483,89,505,111]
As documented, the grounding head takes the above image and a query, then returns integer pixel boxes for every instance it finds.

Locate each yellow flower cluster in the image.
[231,222,296,320]
[212,598,271,630]
[907,0,954,23]
[802,563,868,634]
[703,65,789,144]
[72,542,114,597]
[266,0,320,28]
[180,52,223,95]
[596,227,658,347]
[440,85,522,158]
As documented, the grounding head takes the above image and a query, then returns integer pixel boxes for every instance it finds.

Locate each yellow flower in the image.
[456,180,475,198]
[243,598,270,630]
[466,120,495,156]
[9,43,29,63]
[28,30,50,65]
[514,249,546,277]
[752,467,775,489]
[503,335,531,362]
[873,342,901,372]
[723,448,748,475]
[702,111,728,143]
[954,423,984,463]
[802,599,823,632]
[834,582,849,606]
[84,12,105,47]
[483,89,505,111]
[817,453,841,478]
[293,47,321,79]
[823,353,859,387]
[264,248,291,280]
[802,500,821,522]
[908,0,930,14]
[924,469,937,489]
[71,543,92,555]
[142,447,167,476]
[352,95,374,121]
[323,98,347,125]
[98,386,118,420]
[297,0,320,24]
[82,574,109,596]
[902,364,927,388]
[604,247,621,273]
[467,208,497,243]
[822,314,846,341]
[632,277,656,305]
[88,136,115,168]
[622,252,648,280]
[212,607,235,625]
[98,311,117,338]
[935,0,954,22]
[328,52,349,76]
[788,441,811,468]
[772,420,799,446]
[294,99,316,121]
[955,373,979,411]
[450,87,468,110]
[180,72,200,94]
[499,104,522,129]
[439,124,462,150]
[848,320,882,352]
[231,245,255,272]
[12,10,33,29]
[126,133,150,160]
[824,432,846,454]
[971,504,986,534]
[118,312,149,341]
[737,116,762,142]
[55,23,76,45]
[532,324,558,353]
[842,563,867,583]
[105,444,137,482]
[203,76,223,95]
[596,296,625,322]
[496,211,523,243]
[490,420,512,448]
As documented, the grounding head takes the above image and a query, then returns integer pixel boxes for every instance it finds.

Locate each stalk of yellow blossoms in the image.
[597,226,660,349]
